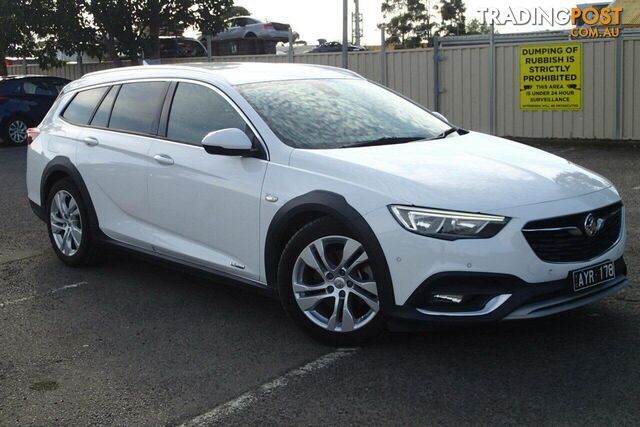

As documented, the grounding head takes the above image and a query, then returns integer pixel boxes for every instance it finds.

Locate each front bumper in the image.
[362,188,628,329]
[383,257,628,330]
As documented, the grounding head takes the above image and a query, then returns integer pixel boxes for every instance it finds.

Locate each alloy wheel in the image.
[292,235,379,333]
[8,119,28,144]
[50,190,82,256]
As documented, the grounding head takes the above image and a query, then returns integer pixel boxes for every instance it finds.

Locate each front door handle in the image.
[83,137,99,146]
[153,154,174,166]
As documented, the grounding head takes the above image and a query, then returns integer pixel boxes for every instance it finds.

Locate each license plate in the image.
[572,261,615,292]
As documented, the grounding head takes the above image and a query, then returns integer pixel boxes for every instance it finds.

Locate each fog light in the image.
[431,294,464,304]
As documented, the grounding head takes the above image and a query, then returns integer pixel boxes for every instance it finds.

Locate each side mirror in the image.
[201,128,253,156]
[431,111,449,123]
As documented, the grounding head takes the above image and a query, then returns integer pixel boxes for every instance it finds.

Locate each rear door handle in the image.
[153,154,174,166]
[83,137,99,146]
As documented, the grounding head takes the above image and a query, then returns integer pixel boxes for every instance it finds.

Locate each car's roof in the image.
[1,75,51,80]
[73,62,362,89]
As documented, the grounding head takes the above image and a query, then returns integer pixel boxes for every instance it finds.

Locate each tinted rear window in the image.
[62,87,109,125]
[90,86,119,128]
[109,82,168,134]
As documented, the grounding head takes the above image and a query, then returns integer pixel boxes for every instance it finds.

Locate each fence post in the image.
[488,23,496,135]
[23,57,28,74]
[288,27,294,63]
[77,52,84,76]
[206,35,212,62]
[342,0,349,69]
[380,24,387,86]
[615,33,623,140]
[433,36,441,112]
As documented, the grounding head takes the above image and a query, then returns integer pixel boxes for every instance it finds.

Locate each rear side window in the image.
[62,87,109,125]
[166,82,247,145]
[109,82,168,135]
[21,79,56,96]
[90,86,119,128]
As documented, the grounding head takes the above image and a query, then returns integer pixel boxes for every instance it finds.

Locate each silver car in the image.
[215,16,290,41]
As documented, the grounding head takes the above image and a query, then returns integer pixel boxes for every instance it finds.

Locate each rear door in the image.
[146,81,268,280]
[74,81,170,248]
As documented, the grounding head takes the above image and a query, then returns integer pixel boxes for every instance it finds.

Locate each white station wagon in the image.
[26,63,628,344]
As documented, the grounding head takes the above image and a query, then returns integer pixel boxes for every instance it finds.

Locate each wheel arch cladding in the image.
[41,156,99,231]
[265,190,396,309]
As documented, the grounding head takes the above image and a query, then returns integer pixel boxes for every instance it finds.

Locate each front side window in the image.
[62,86,109,125]
[109,82,168,135]
[237,79,450,149]
[166,82,247,145]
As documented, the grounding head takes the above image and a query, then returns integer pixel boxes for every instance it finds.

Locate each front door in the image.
[147,81,268,281]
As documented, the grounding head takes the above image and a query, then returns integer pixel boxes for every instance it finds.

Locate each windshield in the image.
[236,79,451,149]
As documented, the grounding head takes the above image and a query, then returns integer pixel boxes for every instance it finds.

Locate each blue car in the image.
[0,75,70,145]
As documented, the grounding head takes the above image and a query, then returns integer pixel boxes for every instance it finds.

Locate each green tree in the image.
[439,0,466,36]
[224,5,249,19]
[0,0,41,75]
[90,0,233,63]
[466,18,494,35]
[137,0,195,59]
[382,0,438,48]
[88,0,141,65]
[41,0,103,64]
[194,0,235,37]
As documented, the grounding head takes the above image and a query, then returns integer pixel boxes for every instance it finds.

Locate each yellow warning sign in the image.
[519,43,582,111]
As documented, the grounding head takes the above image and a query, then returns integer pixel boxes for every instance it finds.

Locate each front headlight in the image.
[389,205,509,239]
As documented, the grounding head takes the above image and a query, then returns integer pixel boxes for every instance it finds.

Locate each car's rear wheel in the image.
[278,218,385,345]
[4,117,29,145]
[46,178,97,267]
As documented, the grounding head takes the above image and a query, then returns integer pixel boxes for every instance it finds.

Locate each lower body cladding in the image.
[364,188,629,328]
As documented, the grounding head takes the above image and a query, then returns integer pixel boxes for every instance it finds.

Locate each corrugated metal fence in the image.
[9,32,640,141]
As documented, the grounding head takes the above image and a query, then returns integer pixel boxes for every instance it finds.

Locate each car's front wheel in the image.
[278,218,385,345]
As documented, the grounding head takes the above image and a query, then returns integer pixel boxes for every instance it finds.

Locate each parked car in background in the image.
[1,75,70,145]
[307,42,367,53]
[215,16,290,41]
[159,36,207,58]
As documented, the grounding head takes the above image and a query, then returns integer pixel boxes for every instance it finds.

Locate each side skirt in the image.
[98,234,276,299]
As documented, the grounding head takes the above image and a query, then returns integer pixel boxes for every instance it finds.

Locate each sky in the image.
[231,0,582,45]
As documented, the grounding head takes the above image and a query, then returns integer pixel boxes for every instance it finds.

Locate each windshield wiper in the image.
[341,136,427,148]
[430,126,461,140]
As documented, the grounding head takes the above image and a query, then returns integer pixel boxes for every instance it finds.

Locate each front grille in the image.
[522,202,623,263]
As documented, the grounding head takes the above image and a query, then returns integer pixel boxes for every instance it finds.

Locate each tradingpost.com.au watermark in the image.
[478,6,623,38]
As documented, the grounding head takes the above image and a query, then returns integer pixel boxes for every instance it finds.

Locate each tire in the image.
[46,178,97,267]
[3,117,29,145]
[277,217,385,346]
[245,32,257,38]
